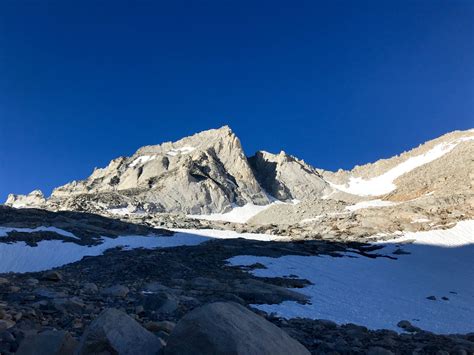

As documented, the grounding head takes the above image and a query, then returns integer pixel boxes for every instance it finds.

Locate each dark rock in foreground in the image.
[165,302,310,355]
[76,308,163,355]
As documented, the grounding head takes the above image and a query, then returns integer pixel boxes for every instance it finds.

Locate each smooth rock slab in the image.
[165,302,310,355]
[77,308,162,355]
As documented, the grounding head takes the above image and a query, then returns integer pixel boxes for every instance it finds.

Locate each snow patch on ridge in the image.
[167,146,196,156]
[330,136,474,196]
[228,220,474,334]
[130,155,157,167]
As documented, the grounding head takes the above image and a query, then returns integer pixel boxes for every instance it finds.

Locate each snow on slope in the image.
[345,199,398,211]
[130,155,156,167]
[171,228,289,242]
[228,220,474,334]
[0,227,287,273]
[187,203,278,223]
[330,136,474,196]
[0,226,79,240]
[0,233,208,273]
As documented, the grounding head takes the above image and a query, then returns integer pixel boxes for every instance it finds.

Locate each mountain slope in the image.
[8,126,270,214]
[5,127,473,233]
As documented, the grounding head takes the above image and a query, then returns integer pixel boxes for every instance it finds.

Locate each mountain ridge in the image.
[5,126,474,232]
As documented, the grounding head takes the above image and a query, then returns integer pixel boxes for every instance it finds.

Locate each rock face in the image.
[248,150,331,201]
[164,302,310,355]
[77,308,163,355]
[15,126,270,215]
[5,190,46,209]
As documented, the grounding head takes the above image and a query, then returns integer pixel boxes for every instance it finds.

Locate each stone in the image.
[426,295,437,301]
[143,292,178,314]
[82,283,98,294]
[145,320,175,333]
[367,347,394,355]
[0,319,15,331]
[397,320,420,333]
[0,277,9,285]
[102,284,129,298]
[42,271,63,282]
[26,278,39,286]
[16,330,78,355]
[76,308,162,355]
[165,302,310,355]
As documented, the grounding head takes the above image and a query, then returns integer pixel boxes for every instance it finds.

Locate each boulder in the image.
[165,302,310,355]
[41,271,63,282]
[82,283,98,294]
[101,284,129,298]
[16,330,78,355]
[77,308,162,355]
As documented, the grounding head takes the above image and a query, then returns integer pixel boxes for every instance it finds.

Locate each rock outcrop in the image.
[76,308,163,355]
[165,302,310,355]
[248,150,331,201]
[5,190,46,209]
[8,127,270,215]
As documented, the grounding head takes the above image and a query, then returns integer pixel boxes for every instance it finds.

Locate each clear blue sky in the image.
[1,1,473,201]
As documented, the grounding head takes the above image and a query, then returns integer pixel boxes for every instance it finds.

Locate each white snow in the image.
[345,199,398,211]
[107,207,132,216]
[187,203,278,223]
[330,136,474,196]
[0,226,79,240]
[171,228,288,242]
[300,216,324,224]
[411,218,431,223]
[0,227,286,273]
[228,220,474,334]
[130,155,156,167]
[0,233,208,273]
[166,146,196,156]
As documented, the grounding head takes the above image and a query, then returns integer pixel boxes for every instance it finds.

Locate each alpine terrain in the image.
[1,126,473,354]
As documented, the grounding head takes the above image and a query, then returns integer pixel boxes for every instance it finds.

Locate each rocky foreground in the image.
[1,235,474,354]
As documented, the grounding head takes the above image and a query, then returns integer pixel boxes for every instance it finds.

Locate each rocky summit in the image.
[2,126,474,354]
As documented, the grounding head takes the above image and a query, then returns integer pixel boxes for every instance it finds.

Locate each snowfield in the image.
[171,228,289,242]
[0,227,287,273]
[187,203,278,223]
[330,135,474,196]
[0,233,208,273]
[228,220,474,334]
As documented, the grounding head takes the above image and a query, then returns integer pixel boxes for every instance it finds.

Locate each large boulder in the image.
[76,308,163,355]
[164,302,310,355]
[16,330,78,355]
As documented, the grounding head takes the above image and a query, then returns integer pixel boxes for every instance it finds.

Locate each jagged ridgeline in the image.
[6,126,474,225]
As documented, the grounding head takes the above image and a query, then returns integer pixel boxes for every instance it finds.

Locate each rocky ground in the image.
[1,236,473,354]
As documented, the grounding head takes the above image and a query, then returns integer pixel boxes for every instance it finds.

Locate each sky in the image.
[0,1,473,201]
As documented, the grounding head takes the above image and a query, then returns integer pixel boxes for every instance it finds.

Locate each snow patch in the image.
[228,220,474,334]
[0,226,79,240]
[346,199,398,211]
[171,228,288,242]
[167,146,195,156]
[187,202,280,224]
[130,155,156,167]
[330,136,474,196]
[0,233,208,273]
[411,218,431,223]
